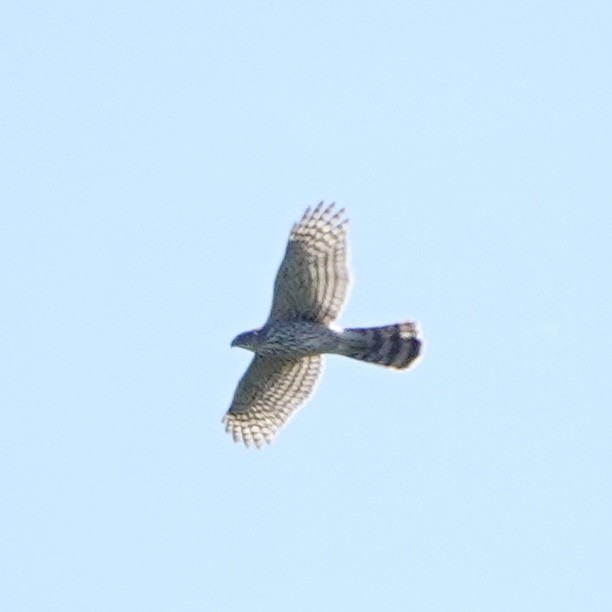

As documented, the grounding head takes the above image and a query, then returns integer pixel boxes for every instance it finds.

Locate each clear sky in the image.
[2,2,611,611]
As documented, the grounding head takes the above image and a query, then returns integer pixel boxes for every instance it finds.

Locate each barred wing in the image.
[223,354,322,448]
[267,202,349,325]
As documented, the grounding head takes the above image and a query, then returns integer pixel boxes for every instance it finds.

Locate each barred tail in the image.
[338,322,422,370]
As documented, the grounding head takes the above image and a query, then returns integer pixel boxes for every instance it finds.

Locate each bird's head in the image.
[231,329,263,351]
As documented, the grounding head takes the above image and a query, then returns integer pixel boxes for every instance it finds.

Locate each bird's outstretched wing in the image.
[223,354,322,448]
[267,202,349,325]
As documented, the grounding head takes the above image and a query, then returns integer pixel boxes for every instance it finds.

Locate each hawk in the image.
[223,202,422,447]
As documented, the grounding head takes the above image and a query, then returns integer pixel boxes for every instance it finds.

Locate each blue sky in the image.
[2,2,611,610]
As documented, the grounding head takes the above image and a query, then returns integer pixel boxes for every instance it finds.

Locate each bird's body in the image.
[232,321,342,357]
[223,202,422,448]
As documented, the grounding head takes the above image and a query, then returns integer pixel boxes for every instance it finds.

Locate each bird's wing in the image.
[223,354,322,448]
[267,202,349,325]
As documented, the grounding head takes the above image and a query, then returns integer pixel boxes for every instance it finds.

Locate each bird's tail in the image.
[337,322,422,370]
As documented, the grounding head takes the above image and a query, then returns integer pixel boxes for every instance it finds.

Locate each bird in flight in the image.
[223,202,422,447]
